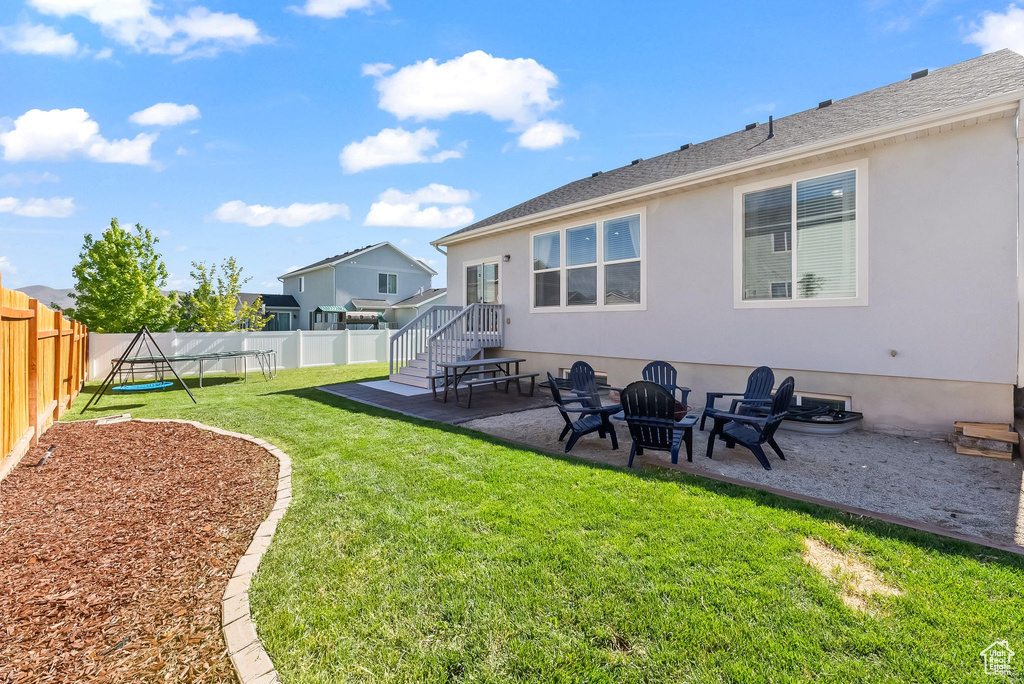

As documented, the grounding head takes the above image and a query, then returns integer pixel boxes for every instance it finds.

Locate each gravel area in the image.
[0,420,277,683]
[464,408,1024,547]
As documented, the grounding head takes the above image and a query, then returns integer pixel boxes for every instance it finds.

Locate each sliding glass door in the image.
[466,262,499,305]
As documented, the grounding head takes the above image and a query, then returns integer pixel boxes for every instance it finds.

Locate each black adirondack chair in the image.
[705,376,795,470]
[547,372,619,453]
[620,381,694,467]
[700,365,775,430]
[569,360,603,408]
[641,360,691,408]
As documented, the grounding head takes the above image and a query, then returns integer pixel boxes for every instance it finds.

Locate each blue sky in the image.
[1,0,1021,293]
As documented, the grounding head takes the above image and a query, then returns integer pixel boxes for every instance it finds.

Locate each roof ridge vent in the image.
[630,158,642,165]
[910,68,929,81]
[744,122,757,131]
[679,143,691,150]
[818,98,833,109]
[591,171,602,177]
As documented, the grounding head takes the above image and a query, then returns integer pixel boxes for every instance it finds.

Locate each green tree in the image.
[176,257,270,332]
[66,218,178,333]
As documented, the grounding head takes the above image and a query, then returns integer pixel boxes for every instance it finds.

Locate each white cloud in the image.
[339,126,461,173]
[176,145,188,155]
[364,184,474,229]
[0,196,76,218]
[517,120,580,150]
[368,50,578,149]
[28,0,265,58]
[94,46,112,59]
[361,61,393,77]
[379,183,472,205]
[0,171,59,187]
[371,50,560,125]
[130,102,200,126]
[0,22,78,56]
[966,4,1024,53]
[290,0,388,18]
[0,108,156,165]
[0,255,16,274]
[212,200,350,227]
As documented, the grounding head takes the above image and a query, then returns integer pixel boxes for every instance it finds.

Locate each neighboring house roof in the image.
[236,293,300,310]
[437,49,1024,244]
[392,288,447,308]
[278,241,438,279]
[260,294,300,308]
[350,298,390,310]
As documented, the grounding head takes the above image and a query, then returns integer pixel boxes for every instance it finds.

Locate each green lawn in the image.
[67,365,1023,682]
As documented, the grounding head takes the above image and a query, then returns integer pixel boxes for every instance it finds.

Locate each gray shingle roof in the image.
[392,288,447,307]
[285,243,380,276]
[441,49,1024,241]
[350,298,390,309]
[237,293,300,309]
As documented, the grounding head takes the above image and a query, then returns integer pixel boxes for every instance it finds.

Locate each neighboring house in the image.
[278,242,439,329]
[236,293,300,331]
[413,50,1024,433]
[389,288,448,328]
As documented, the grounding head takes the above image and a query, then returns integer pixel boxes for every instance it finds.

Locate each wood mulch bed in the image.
[0,420,278,683]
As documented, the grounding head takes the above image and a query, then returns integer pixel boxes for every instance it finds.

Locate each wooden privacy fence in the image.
[1,270,88,480]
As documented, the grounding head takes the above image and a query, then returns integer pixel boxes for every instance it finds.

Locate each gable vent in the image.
[679,143,691,150]
[818,99,833,109]
[744,122,757,131]
[910,68,928,81]
[631,158,642,165]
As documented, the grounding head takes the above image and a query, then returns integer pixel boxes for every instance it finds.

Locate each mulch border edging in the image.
[117,417,290,684]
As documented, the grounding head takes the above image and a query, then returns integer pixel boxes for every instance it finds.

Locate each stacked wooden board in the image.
[951,422,1018,460]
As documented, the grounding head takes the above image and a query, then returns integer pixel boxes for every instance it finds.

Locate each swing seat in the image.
[111,381,174,393]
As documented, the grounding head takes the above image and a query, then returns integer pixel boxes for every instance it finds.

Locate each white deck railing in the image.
[426,303,504,377]
[388,305,463,376]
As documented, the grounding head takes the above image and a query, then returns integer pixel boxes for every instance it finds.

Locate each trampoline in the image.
[82,327,279,413]
[115,348,278,388]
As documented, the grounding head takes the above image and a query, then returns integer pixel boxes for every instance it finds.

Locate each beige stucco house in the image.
[424,50,1024,434]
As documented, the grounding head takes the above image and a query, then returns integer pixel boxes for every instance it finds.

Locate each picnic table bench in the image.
[435,357,538,408]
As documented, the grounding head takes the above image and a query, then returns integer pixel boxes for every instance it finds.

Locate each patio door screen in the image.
[466,262,499,304]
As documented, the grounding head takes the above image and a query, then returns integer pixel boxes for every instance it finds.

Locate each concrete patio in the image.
[319,379,1024,552]
[464,407,1024,550]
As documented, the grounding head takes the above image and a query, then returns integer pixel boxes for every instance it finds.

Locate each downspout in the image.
[1017,99,1024,390]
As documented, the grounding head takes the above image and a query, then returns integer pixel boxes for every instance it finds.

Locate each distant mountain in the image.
[15,286,186,312]
[16,285,76,311]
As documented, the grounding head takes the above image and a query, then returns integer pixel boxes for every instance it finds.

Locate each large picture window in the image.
[736,163,866,308]
[530,210,645,311]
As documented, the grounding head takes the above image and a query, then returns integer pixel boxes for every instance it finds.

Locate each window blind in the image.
[796,170,856,299]
[743,185,792,301]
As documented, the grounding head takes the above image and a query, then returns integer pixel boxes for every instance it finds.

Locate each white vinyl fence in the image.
[87,329,392,381]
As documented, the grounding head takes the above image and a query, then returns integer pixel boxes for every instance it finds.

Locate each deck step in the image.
[397,365,429,378]
[389,373,432,388]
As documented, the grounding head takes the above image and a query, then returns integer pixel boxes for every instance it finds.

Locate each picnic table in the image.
[436,357,537,407]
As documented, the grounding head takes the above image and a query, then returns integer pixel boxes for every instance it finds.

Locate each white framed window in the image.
[298,276,305,293]
[733,159,868,308]
[793,392,851,411]
[378,272,397,294]
[530,208,646,312]
[559,367,609,384]
[464,257,501,305]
